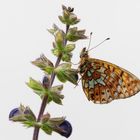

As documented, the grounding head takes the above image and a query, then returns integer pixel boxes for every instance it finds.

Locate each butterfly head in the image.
[80,47,89,59]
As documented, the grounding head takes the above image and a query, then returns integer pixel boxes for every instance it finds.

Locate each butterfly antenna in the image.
[88,37,110,52]
[87,32,93,51]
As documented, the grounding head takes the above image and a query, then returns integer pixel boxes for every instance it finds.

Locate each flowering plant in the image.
[9,5,87,140]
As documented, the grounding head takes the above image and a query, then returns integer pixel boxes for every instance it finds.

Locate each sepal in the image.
[52,44,75,62]
[66,27,87,42]
[55,63,78,85]
[26,78,47,98]
[64,44,75,52]
[48,85,64,105]
[62,53,72,62]
[32,54,54,74]
[40,115,72,138]
[61,44,75,62]
[9,104,36,123]
[47,24,60,35]
[40,115,65,135]
[27,78,64,105]
[41,115,72,138]
[40,113,51,123]
[52,46,62,57]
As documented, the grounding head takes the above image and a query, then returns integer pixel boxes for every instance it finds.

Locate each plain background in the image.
[1,0,140,140]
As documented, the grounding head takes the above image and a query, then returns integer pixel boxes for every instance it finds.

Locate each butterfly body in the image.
[78,48,140,104]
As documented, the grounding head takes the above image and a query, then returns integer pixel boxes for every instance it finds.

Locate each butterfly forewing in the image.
[79,58,140,104]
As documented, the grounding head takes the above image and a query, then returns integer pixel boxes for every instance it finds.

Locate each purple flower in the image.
[42,75,50,88]
[58,120,72,138]
[9,105,36,122]
[9,108,20,119]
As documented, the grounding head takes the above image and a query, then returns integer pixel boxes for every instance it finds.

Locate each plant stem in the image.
[32,25,69,140]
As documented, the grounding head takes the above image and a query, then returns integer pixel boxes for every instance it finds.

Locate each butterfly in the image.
[78,40,140,104]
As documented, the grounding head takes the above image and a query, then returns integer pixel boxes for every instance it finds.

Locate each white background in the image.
[1,0,140,140]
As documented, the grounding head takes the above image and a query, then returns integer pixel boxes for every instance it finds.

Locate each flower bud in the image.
[55,30,65,49]
[59,5,80,25]
[42,75,50,88]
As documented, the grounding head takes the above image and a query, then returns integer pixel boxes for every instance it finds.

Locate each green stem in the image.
[32,25,69,140]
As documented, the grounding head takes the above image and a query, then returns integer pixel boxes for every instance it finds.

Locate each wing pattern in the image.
[80,58,140,104]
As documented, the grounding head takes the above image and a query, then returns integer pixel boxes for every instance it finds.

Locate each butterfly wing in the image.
[80,58,140,104]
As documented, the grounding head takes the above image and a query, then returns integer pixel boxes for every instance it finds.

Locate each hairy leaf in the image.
[48,85,64,105]
[32,54,54,74]
[55,64,78,85]
[26,78,47,98]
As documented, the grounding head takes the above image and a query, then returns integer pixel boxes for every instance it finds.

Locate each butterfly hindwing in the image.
[80,58,140,104]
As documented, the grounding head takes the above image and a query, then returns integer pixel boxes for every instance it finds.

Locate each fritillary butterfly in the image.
[78,46,140,104]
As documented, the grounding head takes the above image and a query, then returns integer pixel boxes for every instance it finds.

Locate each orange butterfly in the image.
[78,39,140,104]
